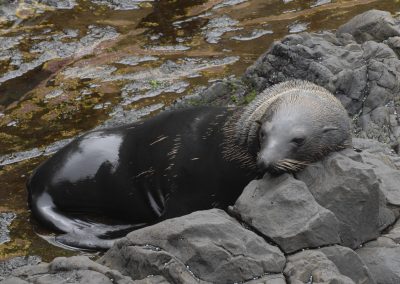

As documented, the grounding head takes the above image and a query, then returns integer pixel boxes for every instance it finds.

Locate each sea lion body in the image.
[27,80,351,249]
[28,107,257,248]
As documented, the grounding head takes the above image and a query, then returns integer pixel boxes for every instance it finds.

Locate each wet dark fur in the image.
[27,80,351,249]
[27,107,258,249]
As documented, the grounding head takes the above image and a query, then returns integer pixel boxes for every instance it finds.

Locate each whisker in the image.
[273,158,310,172]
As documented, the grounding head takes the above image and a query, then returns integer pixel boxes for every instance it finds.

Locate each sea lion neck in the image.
[221,107,259,170]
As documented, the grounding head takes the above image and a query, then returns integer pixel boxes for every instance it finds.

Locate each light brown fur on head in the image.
[222,80,352,173]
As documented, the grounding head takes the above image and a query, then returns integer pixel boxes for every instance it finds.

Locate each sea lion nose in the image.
[256,157,270,173]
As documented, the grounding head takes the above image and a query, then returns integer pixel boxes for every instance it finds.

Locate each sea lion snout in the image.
[256,137,305,174]
[256,117,309,173]
[256,139,283,171]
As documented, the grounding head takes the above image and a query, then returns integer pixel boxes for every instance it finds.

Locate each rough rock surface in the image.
[99,209,285,284]
[383,218,400,242]
[243,9,400,149]
[357,238,400,284]
[319,245,375,284]
[0,213,16,245]
[337,10,400,43]
[0,256,41,281]
[284,246,375,284]
[296,149,395,248]
[233,146,397,252]
[232,173,341,253]
[1,256,168,284]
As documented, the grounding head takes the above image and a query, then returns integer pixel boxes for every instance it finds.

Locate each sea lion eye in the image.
[291,137,305,146]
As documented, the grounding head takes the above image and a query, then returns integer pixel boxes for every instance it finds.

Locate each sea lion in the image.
[27,80,351,249]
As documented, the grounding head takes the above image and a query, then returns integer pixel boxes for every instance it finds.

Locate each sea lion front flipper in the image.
[31,192,146,249]
[54,224,135,250]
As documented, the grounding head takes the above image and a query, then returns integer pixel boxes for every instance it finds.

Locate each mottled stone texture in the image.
[99,209,285,284]
[233,174,341,253]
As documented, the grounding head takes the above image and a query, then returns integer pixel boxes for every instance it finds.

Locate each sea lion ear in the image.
[322,126,339,133]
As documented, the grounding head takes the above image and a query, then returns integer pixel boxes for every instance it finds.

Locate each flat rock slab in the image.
[0,256,163,284]
[0,212,16,245]
[319,245,375,284]
[0,256,41,281]
[284,245,375,284]
[232,173,340,253]
[99,209,285,284]
[357,240,400,284]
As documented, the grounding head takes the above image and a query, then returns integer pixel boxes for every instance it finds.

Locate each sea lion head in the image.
[255,88,351,174]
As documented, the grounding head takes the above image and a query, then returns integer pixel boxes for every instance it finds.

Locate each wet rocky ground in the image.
[0,0,400,274]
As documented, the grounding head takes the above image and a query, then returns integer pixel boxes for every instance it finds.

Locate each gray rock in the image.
[0,212,16,245]
[0,256,41,281]
[361,237,398,248]
[243,10,400,148]
[285,246,376,283]
[352,138,397,156]
[384,218,400,243]
[337,10,400,43]
[386,36,400,56]
[357,240,400,284]
[284,250,355,284]
[0,277,30,284]
[99,209,285,284]
[319,245,375,284]
[297,149,392,248]
[202,15,242,44]
[350,149,400,207]
[0,256,153,284]
[232,173,341,253]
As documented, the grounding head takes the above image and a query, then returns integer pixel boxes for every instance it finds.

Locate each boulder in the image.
[99,209,285,284]
[285,246,375,284]
[337,10,400,43]
[232,173,340,253]
[0,212,16,245]
[284,250,354,284]
[0,256,41,281]
[297,149,394,248]
[233,145,396,252]
[319,245,375,284]
[0,256,158,284]
[357,238,400,284]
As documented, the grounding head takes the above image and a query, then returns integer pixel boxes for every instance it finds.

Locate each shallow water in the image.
[0,0,399,261]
